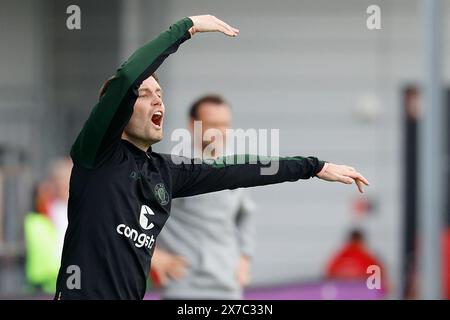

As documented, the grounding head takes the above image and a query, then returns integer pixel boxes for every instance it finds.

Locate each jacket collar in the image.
[121,139,152,158]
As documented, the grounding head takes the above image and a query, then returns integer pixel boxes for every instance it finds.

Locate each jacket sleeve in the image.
[167,154,326,198]
[70,17,194,168]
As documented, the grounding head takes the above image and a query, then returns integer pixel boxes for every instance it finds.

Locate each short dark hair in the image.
[99,73,159,99]
[189,94,229,120]
[348,228,364,242]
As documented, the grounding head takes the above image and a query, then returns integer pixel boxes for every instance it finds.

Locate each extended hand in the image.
[188,15,239,37]
[317,163,370,193]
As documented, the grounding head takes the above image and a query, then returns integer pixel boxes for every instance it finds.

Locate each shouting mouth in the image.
[151,110,163,129]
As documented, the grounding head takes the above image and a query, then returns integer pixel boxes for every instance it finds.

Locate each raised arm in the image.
[71,15,239,169]
[70,18,193,168]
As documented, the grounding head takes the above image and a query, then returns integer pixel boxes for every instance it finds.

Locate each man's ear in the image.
[99,75,116,99]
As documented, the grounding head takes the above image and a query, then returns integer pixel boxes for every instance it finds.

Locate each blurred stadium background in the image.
[0,0,448,299]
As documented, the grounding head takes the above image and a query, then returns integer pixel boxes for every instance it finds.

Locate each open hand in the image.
[188,15,239,37]
[317,163,370,193]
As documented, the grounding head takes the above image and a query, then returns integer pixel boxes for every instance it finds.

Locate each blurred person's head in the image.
[100,74,164,151]
[34,180,54,215]
[348,228,365,245]
[49,157,73,201]
[404,85,421,121]
[188,94,231,156]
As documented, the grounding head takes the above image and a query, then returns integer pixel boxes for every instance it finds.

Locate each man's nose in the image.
[152,96,162,106]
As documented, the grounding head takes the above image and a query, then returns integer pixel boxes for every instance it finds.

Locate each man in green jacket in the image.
[55,15,369,300]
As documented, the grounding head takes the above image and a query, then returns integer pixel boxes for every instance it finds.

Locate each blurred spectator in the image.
[402,85,420,299]
[325,228,389,294]
[25,157,72,293]
[24,213,59,293]
[46,158,72,257]
[34,179,53,216]
[151,94,256,299]
[443,230,450,299]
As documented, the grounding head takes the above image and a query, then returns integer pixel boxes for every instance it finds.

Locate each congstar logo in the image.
[139,205,155,230]
[116,205,156,249]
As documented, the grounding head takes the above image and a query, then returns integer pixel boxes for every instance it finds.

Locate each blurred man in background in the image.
[151,95,256,299]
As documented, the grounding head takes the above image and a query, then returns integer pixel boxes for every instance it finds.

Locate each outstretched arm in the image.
[71,15,238,168]
[167,154,369,198]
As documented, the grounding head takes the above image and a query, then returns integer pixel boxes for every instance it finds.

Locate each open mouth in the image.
[151,111,163,127]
